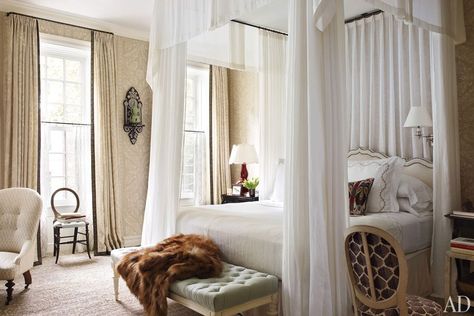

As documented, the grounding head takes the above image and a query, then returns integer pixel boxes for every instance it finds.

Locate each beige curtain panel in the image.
[1,15,39,190]
[93,32,123,252]
[211,66,232,204]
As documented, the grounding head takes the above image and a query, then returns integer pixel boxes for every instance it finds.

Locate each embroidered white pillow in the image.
[397,174,433,209]
[348,157,404,212]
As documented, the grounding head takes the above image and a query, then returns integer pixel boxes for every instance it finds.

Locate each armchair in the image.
[0,188,42,304]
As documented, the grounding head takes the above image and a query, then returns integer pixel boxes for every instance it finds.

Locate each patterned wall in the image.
[114,36,152,241]
[228,69,260,184]
[456,0,474,206]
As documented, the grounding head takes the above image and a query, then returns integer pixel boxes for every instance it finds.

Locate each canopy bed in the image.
[177,148,434,296]
[140,0,465,314]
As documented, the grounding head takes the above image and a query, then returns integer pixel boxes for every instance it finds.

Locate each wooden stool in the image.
[51,188,92,264]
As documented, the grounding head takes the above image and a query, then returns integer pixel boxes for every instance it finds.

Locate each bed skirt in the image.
[406,247,432,296]
[242,248,432,315]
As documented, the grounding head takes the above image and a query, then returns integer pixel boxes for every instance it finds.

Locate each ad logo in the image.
[444,296,471,313]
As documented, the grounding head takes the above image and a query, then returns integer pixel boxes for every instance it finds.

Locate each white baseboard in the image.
[123,235,141,247]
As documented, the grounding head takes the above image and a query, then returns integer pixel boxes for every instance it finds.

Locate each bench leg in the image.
[112,263,119,301]
[267,293,279,316]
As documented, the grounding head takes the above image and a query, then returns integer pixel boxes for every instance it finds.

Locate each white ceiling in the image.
[0,0,375,39]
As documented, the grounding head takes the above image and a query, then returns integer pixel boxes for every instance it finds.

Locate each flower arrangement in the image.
[243,177,259,197]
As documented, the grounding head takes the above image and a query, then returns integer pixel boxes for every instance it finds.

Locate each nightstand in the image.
[445,213,474,303]
[221,194,258,204]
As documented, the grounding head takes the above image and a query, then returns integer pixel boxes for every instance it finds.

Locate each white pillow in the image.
[348,157,404,212]
[398,197,433,216]
[397,174,433,209]
[270,163,285,203]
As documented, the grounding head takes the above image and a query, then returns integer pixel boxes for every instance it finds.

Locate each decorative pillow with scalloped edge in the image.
[348,157,404,212]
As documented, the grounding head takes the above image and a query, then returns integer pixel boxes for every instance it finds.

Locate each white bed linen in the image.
[177,202,432,279]
[350,212,433,254]
[177,201,283,278]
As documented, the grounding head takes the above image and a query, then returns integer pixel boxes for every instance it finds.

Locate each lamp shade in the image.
[404,106,433,128]
[229,144,258,164]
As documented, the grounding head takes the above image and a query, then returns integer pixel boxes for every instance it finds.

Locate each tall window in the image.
[181,64,210,205]
[39,35,92,215]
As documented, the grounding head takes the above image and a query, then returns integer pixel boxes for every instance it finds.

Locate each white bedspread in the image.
[177,201,432,279]
[349,212,433,254]
[177,201,283,278]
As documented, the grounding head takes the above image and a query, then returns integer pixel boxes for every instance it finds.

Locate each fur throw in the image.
[117,234,223,316]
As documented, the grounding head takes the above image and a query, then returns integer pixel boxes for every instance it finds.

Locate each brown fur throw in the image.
[117,234,223,316]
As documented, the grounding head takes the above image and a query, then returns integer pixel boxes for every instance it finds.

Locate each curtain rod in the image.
[231,19,288,36]
[344,10,383,24]
[6,12,114,35]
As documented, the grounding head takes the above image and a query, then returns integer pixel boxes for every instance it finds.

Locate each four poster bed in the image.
[177,148,434,296]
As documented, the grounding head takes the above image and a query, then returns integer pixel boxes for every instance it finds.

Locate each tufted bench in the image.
[111,247,279,316]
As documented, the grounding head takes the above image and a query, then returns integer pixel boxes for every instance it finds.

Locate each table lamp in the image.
[229,144,258,194]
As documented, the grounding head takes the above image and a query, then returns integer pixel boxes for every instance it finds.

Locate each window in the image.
[39,35,92,207]
[181,64,210,205]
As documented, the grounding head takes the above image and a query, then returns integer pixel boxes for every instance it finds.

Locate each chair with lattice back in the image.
[344,225,442,316]
[51,188,91,264]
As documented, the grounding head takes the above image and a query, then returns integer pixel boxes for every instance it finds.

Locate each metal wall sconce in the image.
[123,87,145,144]
[404,106,433,146]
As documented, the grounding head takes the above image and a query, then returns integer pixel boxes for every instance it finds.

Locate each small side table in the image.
[445,250,474,308]
[221,194,258,204]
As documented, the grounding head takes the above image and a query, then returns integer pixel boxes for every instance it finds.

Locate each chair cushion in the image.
[358,295,442,316]
[53,221,88,228]
[0,252,19,280]
[170,263,278,312]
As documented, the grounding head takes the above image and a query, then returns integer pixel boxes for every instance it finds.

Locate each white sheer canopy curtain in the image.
[142,0,273,246]
[283,0,350,315]
[363,0,465,297]
[258,30,287,199]
[346,13,432,160]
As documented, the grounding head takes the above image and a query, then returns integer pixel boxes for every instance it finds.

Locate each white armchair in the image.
[0,188,42,305]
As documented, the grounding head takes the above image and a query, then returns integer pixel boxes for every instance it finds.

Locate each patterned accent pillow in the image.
[349,178,375,216]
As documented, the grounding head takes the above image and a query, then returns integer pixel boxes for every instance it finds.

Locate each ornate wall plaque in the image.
[123,87,145,144]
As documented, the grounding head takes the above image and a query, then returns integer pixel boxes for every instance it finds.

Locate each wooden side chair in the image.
[344,225,442,316]
[51,188,91,264]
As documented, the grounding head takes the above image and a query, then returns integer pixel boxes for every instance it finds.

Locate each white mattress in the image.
[349,212,433,254]
[177,201,283,278]
[177,201,432,279]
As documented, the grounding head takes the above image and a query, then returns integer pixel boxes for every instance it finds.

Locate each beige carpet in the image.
[0,254,200,316]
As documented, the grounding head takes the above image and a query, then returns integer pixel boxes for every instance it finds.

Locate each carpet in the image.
[0,254,200,316]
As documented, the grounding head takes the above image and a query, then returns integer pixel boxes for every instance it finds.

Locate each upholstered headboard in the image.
[347,147,433,188]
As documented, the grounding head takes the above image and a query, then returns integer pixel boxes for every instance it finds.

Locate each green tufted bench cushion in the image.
[170,262,278,312]
[111,247,279,314]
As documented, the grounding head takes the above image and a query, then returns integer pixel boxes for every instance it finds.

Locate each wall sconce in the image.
[404,106,433,146]
[123,87,145,144]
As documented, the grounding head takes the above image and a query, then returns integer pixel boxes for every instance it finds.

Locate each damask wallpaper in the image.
[228,69,260,184]
[456,0,474,206]
[114,36,152,242]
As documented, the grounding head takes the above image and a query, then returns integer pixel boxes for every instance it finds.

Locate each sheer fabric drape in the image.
[143,0,273,245]
[1,15,39,190]
[211,66,231,204]
[365,0,465,297]
[39,125,92,255]
[258,30,287,199]
[364,0,465,44]
[93,32,122,252]
[430,32,462,296]
[283,0,350,315]
[346,13,432,159]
